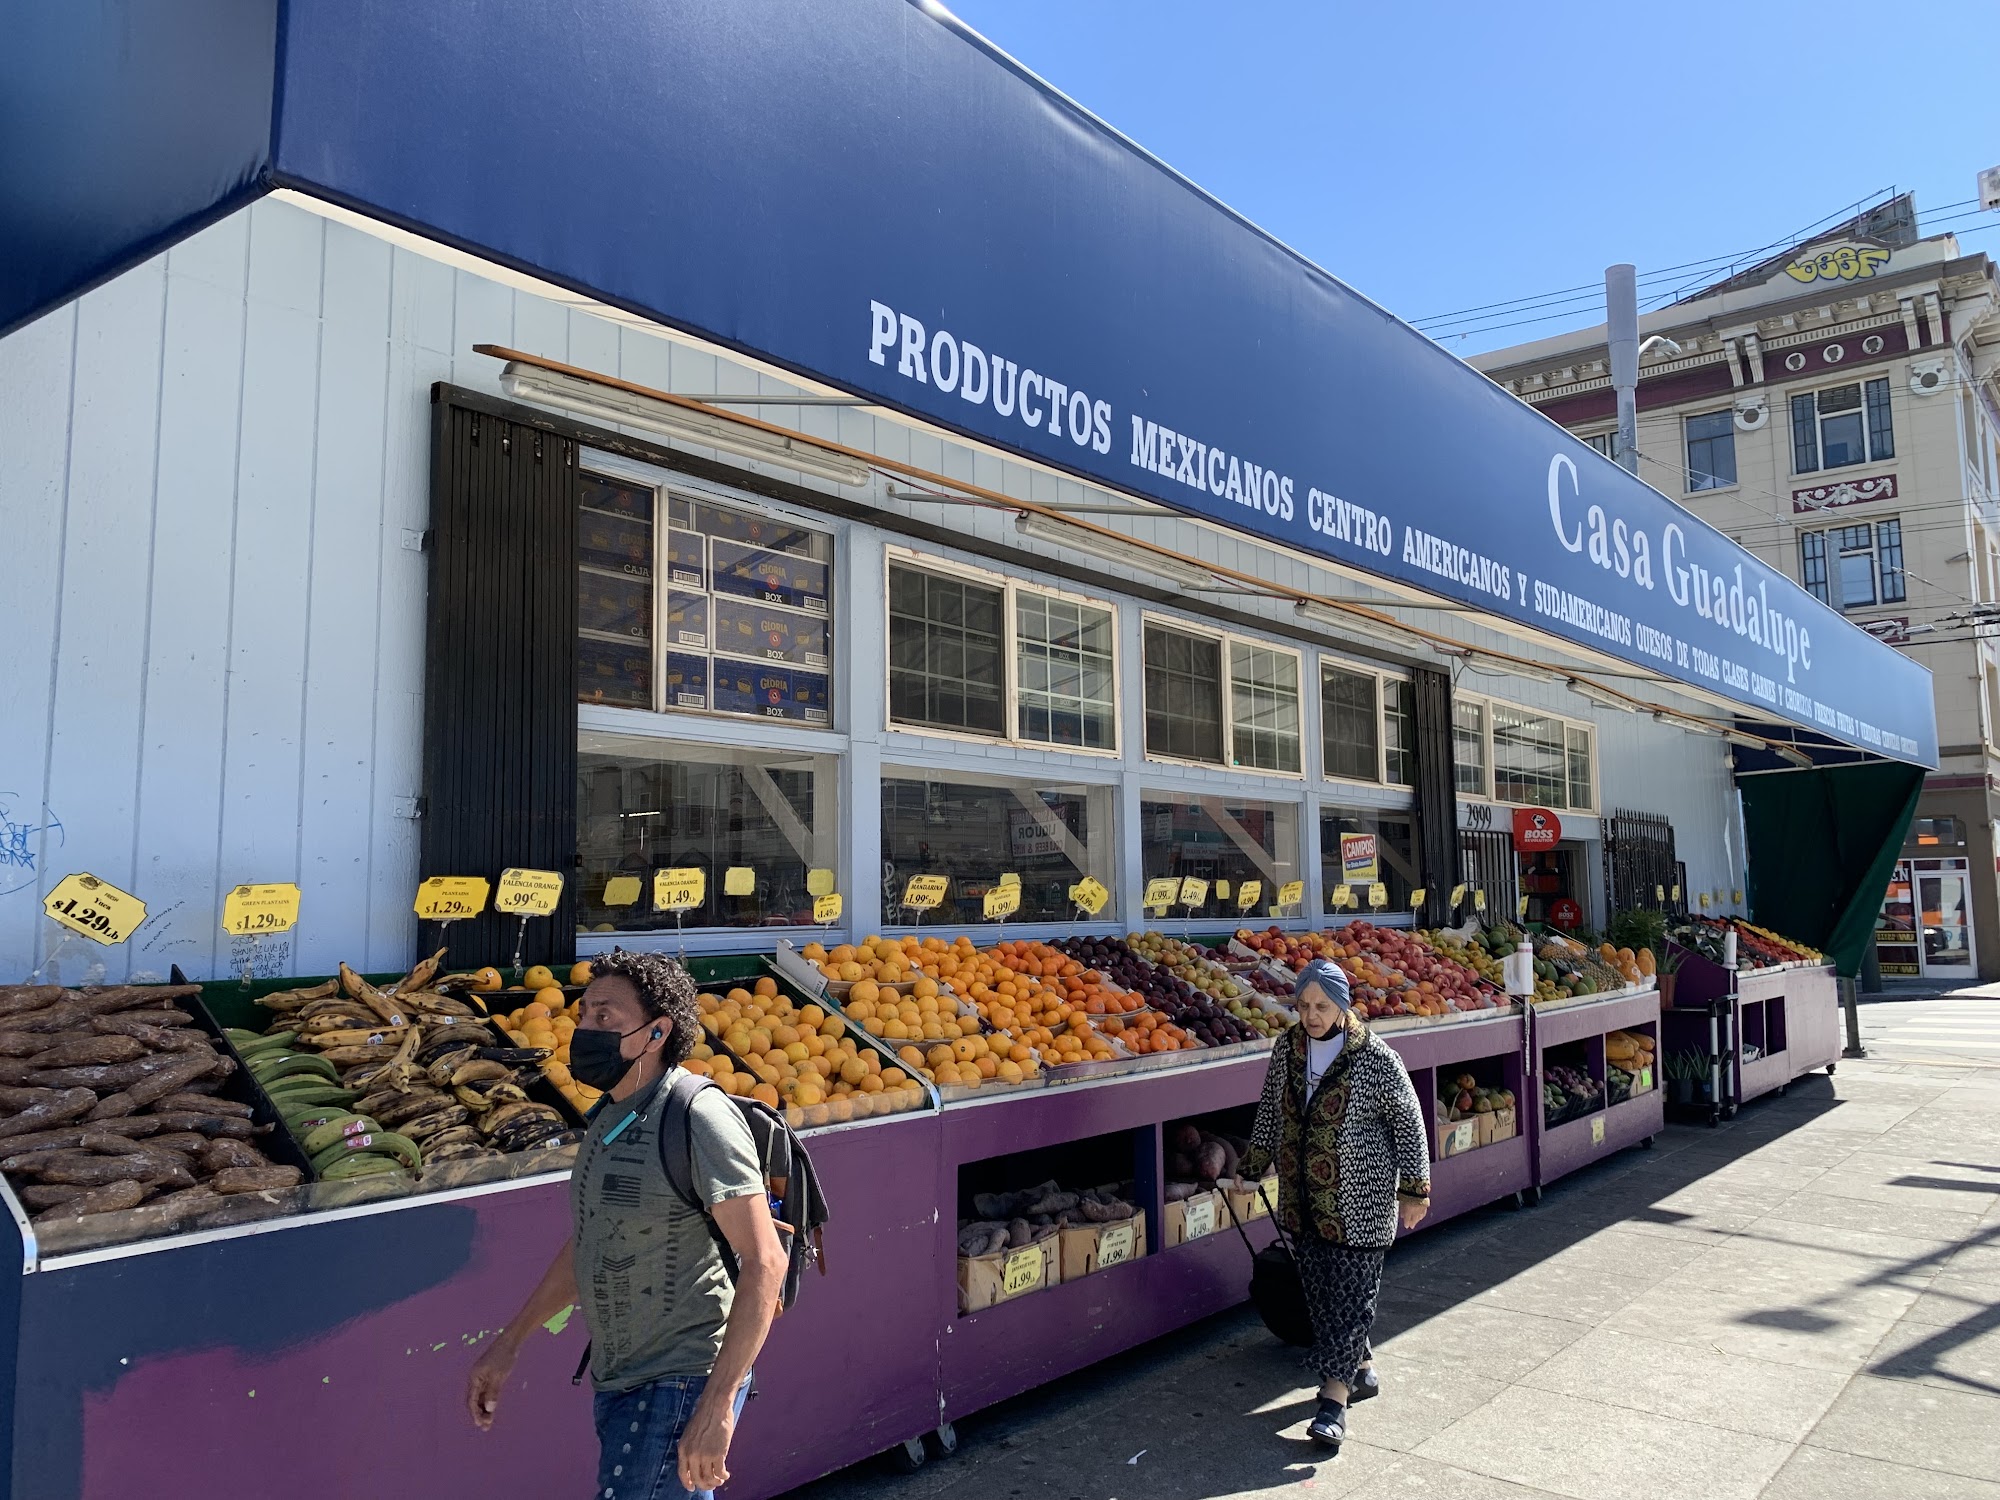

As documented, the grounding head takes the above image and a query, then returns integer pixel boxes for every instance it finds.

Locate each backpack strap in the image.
[656,1071,742,1276]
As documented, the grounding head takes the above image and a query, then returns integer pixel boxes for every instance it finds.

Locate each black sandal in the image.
[1350,1365,1380,1403]
[1307,1398,1346,1450]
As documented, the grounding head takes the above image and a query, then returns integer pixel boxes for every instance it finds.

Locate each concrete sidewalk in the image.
[788,1053,2000,1500]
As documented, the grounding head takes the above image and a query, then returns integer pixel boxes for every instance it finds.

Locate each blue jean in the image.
[592,1372,752,1500]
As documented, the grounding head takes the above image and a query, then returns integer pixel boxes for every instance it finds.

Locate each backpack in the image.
[569,1072,831,1386]
[654,1070,831,1315]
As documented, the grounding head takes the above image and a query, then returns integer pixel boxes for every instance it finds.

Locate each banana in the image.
[319,1154,409,1181]
[282,1107,355,1135]
[397,1106,473,1141]
[259,979,340,1010]
[477,1046,552,1066]
[319,1043,404,1068]
[417,1027,496,1063]
[249,1054,342,1085]
[391,947,449,996]
[382,1022,425,1090]
[423,1140,497,1163]
[300,1026,408,1050]
[371,1090,453,1126]
[301,1115,380,1156]
[425,1048,479,1087]
[450,1059,512,1088]
[237,1034,302,1060]
[482,1101,562,1136]
[311,1131,421,1173]
[341,963,409,1029]
[414,1124,483,1151]
[264,1083,353,1111]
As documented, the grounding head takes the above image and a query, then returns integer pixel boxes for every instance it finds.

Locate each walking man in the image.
[468,950,786,1499]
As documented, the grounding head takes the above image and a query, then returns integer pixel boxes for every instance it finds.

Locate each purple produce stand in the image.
[1379,1010,1534,1223]
[1530,989,1664,1188]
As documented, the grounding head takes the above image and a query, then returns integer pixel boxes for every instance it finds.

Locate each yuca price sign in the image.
[44,873,146,945]
[222,882,301,936]
[414,876,490,921]
[495,868,564,916]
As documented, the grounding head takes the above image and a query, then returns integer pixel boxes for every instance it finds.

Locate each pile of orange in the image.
[497,963,596,1114]
[693,975,924,1128]
[1096,1011,1196,1053]
[954,940,1121,1069]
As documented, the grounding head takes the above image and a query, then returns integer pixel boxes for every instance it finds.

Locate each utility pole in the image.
[1606,263,1639,476]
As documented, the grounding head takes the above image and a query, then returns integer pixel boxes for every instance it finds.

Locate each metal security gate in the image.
[1604,808,1679,916]
[1458,828,1517,921]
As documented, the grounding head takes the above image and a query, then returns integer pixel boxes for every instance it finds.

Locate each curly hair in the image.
[588,948,702,1067]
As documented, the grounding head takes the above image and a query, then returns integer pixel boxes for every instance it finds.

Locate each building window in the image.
[578,474,834,723]
[1321,665,1381,783]
[888,564,1005,736]
[1492,706,1567,808]
[1791,378,1895,473]
[1144,624,1225,763]
[1800,520,1906,609]
[1584,431,1618,461]
[1015,593,1117,750]
[1454,699,1488,796]
[1141,791,1300,920]
[1229,643,1302,773]
[881,773,1113,925]
[1911,816,1965,849]
[1320,805,1419,913]
[1684,410,1737,492]
[575,734,837,932]
[1565,724,1593,812]
[1383,678,1417,786]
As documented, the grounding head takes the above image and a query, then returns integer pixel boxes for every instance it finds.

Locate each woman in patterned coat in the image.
[1241,958,1430,1453]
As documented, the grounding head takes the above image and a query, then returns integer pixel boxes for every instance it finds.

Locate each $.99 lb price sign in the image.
[494,868,564,916]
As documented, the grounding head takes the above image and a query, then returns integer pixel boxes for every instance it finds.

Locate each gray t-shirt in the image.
[570,1070,765,1391]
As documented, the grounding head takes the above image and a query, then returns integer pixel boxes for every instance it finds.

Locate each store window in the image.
[1320,805,1419,913]
[1144,624,1224,763]
[889,564,1005,736]
[1321,664,1381,783]
[1229,643,1302,773]
[1383,678,1416,787]
[1584,431,1618,461]
[1140,792,1300,920]
[1565,724,1594,812]
[1684,409,1737,492]
[1454,699,1488,797]
[575,733,837,932]
[1911,816,1966,849]
[1492,705,1565,807]
[880,773,1113,925]
[1015,592,1117,749]
[578,472,834,724]
[1799,520,1905,610]
[1790,378,1894,473]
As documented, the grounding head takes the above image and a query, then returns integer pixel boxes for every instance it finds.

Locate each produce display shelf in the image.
[1530,987,1663,1188]
[1536,1088,1662,1188]
[1426,1131,1532,1223]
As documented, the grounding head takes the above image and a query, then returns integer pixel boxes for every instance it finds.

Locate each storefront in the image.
[1873,815,1979,979]
[0,5,1940,1499]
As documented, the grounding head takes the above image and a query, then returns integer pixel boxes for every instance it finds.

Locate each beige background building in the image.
[1474,197,2000,980]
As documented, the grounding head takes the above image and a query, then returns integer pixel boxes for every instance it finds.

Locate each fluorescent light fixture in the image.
[1775,745,1816,770]
[498,363,873,487]
[1294,599,1420,653]
[1653,710,1718,737]
[1431,641,1474,659]
[1489,657,1569,685]
[1567,677,1637,713]
[1012,512,1216,586]
[1723,731,1769,751]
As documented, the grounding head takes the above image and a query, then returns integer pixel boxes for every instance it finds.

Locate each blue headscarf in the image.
[1293,957,1352,1011]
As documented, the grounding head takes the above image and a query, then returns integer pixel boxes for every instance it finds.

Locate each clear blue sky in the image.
[945,0,2000,354]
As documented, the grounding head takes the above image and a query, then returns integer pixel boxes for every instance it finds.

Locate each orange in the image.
[534,985,566,1009]
[470,967,503,992]
[568,961,594,986]
[522,965,556,992]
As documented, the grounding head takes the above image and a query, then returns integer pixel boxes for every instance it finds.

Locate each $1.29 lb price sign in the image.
[44,873,147,945]
[222,883,302,937]
[414,876,490,921]
[495,868,564,916]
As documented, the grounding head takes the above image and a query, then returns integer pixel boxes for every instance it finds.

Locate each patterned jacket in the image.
[1241,1011,1431,1249]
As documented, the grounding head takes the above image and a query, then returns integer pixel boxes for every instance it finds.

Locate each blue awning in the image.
[0,0,1938,766]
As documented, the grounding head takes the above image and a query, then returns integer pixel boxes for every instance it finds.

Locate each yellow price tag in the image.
[1590,1116,1606,1146]
[1698,892,1712,909]
[1450,883,1468,907]
[1236,880,1262,912]
[1409,887,1427,911]
[1473,889,1488,912]
[724,866,756,897]
[1330,885,1352,911]
[1670,884,1681,902]
[44,873,147,946]
[414,876,490,922]
[1368,882,1388,910]
[1732,889,1743,904]
[1069,876,1109,916]
[983,884,1021,920]
[494,868,564,917]
[903,874,949,910]
[602,875,642,907]
[221,882,301,937]
[805,867,834,898]
[1182,1194,1216,1240]
[1277,880,1304,909]
[813,891,843,923]
[1655,885,1666,903]
[1517,895,1530,920]
[999,871,1020,888]
[1179,877,1209,908]
[1143,877,1180,911]
[1214,879,1231,901]
[1001,1246,1044,1296]
[1097,1222,1136,1267]
[654,868,706,912]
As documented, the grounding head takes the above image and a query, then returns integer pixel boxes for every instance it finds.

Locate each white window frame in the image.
[884,548,1121,757]
[1141,614,1305,778]
[1454,692,1599,814]
[1318,657,1416,790]
[578,457,837,731]
[1789,377,1895,476]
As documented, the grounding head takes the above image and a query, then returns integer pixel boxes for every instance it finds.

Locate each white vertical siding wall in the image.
[0,197,1750,982]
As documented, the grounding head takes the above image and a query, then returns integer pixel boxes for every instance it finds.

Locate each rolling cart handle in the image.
[1217,1179,1298,1261]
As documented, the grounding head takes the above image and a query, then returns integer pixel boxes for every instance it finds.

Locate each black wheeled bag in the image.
[1221,1181,1314,1347]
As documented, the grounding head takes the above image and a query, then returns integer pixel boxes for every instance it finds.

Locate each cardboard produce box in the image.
[1438,1118,1479,1158]
[1164,1188,1221,1247]
[1059,1214,1147,1282]
[957,1235,1059,1315]
[1487,1105,1518,1142]
[1224,1175,1279,1223]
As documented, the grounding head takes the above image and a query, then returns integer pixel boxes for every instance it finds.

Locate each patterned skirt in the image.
[1293,1236,1386,1387]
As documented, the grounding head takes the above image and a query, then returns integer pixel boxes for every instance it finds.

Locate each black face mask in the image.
[569,1019,658,1092]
